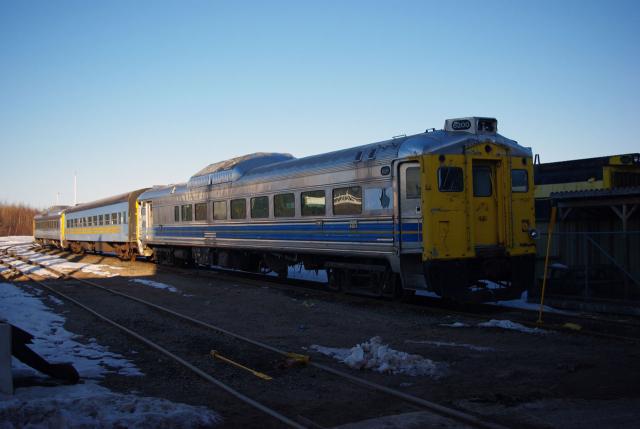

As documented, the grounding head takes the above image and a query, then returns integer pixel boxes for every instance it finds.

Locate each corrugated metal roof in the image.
[550,186,640,200]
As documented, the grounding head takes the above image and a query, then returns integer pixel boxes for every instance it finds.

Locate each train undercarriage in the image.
[147,245,534,302]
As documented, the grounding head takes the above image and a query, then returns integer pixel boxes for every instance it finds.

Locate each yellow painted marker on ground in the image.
[210,350,272,381]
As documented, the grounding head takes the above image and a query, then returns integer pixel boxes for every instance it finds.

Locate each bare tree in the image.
[0,203,40,236]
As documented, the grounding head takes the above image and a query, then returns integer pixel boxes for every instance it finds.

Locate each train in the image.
[34,117,538,301]
[534,153,640,221]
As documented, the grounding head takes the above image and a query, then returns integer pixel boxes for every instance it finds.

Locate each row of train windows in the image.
[36,220,59,230]
[173,186,369,222]
[431,167,529,195]
[66,211,127,228]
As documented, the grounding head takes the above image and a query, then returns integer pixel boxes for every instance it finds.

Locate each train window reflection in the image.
[364,187,392,211]
[406,167,421,199]
[333,186,362,215]
[301,190,326,216]
[511,169,528,192]
[274,193,295,217]
[438,167,464,192]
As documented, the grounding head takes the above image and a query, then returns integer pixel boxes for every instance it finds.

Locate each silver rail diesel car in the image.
[136,117,537,300]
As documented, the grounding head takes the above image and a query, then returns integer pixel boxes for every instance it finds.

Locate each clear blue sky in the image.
[1,0,639,208]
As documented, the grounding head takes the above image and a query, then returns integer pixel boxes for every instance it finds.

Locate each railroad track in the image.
[0,246,508,429]
[10,244,640,344]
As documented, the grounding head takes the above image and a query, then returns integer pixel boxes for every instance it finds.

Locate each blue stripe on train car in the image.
[150,221,422,243]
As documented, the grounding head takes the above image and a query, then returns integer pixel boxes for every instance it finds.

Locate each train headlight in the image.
[529,228,539,240]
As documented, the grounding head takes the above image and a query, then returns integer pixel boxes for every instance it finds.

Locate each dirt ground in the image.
[10,250,640,428]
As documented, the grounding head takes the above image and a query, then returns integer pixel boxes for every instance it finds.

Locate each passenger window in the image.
[250,196,269,218]
[333,186,362,215]
[274,193,295,217]
[174,206,180,222]
[230,199,246,219]
[511,169,528,193]
[473,166,493,197]
[195,203,207,221]
[181,204,193,222]
[122,211,127,224]
[371,187,392,210]
[111,213,117,224]
[301,190,326,216]
[213,201,227,220]
[405,167,421,199]
[438,167,464,192]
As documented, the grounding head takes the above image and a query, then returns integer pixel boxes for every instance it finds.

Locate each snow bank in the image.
[0,281,222,427]
[311,337,443,377]
[478,319,547,334]
[130,278,179,293]
[0,383,221,428]
[0,282,141,378]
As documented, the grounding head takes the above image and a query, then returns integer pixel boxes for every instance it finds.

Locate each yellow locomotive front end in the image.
[420,118,537,300]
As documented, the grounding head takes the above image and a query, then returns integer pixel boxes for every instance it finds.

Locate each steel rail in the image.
[2,247,508,429]
[0,257,306,429]
[14,245,640,344]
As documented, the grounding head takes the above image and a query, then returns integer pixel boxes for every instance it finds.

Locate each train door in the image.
[471,160,500,246]
[398,162,422,252]
[140,202,152,240]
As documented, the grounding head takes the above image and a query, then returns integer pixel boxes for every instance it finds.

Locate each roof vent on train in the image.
[444,117,497,135]
[188,152,295,188]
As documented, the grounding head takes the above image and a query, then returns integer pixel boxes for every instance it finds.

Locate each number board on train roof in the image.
[444,117,498,135]
[451,119,471,130]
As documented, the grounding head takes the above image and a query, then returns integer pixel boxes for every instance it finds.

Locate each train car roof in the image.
[138,184,188,201]
[34,205,70,220]
[185,129,530,189]
[65,188,149,214]
[534,153,640,185]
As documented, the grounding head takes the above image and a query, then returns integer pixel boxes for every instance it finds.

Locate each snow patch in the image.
[0,280,222,427]
[266,264,328,282]
[478,319,548,334]
[491,291,572,315]
[311,336,443,377]
[440,322,469,328]
[0,282,141,378]
[414,289,441,298]
[0,383,222,428]
[129,278,179,293]
[0,238,120,278]
[3,258,59,279]
[440,318,548,335]
[405,340,494,352]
